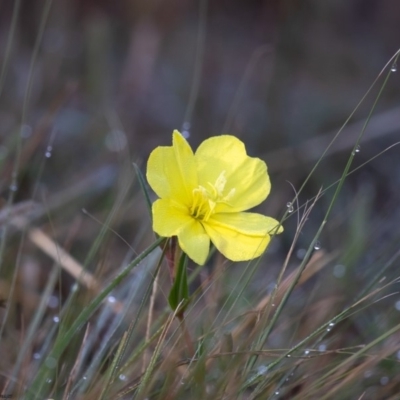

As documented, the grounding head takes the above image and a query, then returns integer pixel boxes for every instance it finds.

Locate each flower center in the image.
[190,171,235,222]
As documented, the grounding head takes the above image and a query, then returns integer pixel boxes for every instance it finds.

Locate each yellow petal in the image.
[203,212,283,261]
[195,135,270,212]
[177,220,210,265]
[152,199,210,265]
[152,198,192,237]
[147,130,197,206]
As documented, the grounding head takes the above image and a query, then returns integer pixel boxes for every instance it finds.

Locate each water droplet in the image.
[70,283,79,292]
[352,145,360,155]
[46,378,52,384]
[391,63,397,72]
[83,376,87,380]
[395,300,400,311]
[256,365,268,375]
[271,303,275,307]
[380,376,389,385]
[9,184,18,192]
[45,145,53,158]
[296,248,307,260]
[286,202,294,213]
[119,374,127,381]
[33,353,41,360]
[182,122,191,138]
[107,296,116,303]
[333,264,346,278]
[318,344,327,352]
[304,350,310,355]
[364,370,373,378]
[47,295,59,309]
[286,354,291,358]
[53,316,60,323]
[275,391,280,395]
[314,241,321,250]
[397,350,400,360]
[267,282,277,293]
[329,322,335,327]
[326,328,331,332]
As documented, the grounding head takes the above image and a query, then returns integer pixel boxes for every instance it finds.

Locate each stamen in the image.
[190,171,235,221]
[214,171,227,195]
[224,188,236,201]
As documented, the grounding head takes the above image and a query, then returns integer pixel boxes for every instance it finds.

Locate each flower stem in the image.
[178,315,195,357]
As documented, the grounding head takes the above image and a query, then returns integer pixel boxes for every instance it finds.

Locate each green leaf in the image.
[133,162,153,221]
[168,252,189,313]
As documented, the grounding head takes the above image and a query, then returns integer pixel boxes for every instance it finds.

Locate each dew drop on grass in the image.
[352,145,360,155]
[182,122,191,138]
[119,374,127,381]
[70,283,79,292]
[286,354,291,358]
[391,63,397,72]
[364,370,373,378]
[257,365,268,375]
[46,378,52,384]
[45,145,53,158]
[47,295,59,309]
[83,376,87,380]
[286,202,294,213]
[33,353,41,360]
[53,316,60,323]
[275,391,280,395]
[108,296,116,303]
[333,264,346,278]
[380,376,389,385]
[318,344,327,352]
[9,184,18,192]
[395,300,400,311]
[296,248,306,260]
[314,241,321,250]
[304,350,310,355]
[329,322,335,327]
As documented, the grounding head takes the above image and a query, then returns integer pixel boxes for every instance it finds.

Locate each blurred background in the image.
[0,0,398,260]
[0,0,400,299]
[1,0,400,394]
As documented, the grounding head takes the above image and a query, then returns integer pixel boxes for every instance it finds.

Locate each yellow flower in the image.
[146,130,283,265]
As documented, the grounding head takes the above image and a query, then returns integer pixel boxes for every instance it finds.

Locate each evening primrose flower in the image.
[146,130,283,265]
